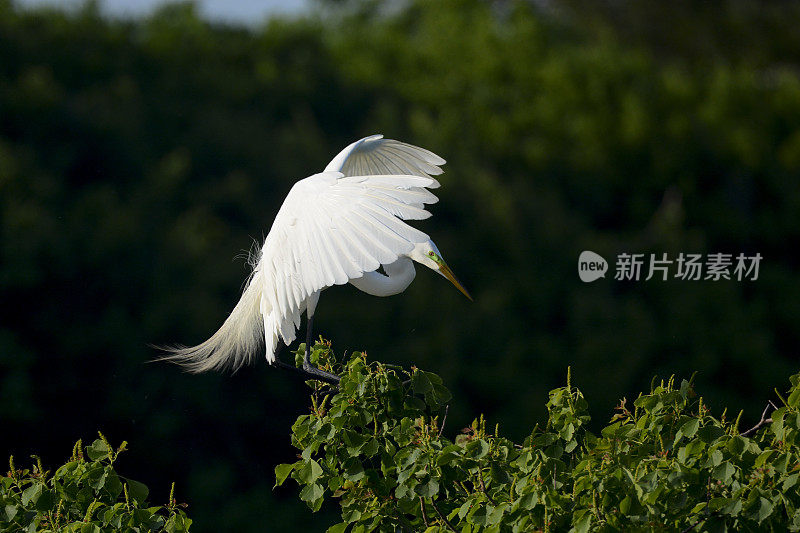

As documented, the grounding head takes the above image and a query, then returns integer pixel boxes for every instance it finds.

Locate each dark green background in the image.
[2,0,799,530]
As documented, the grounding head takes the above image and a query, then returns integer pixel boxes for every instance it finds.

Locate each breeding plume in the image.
[165,135,471,382]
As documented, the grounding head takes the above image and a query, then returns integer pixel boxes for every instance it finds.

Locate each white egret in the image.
[164,135,471,382]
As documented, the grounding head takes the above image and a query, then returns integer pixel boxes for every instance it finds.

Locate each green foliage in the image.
[280,342,800,531]
[3,1,800,530]
[1,433,191,532]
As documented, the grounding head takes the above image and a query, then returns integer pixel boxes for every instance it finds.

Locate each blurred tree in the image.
[1,0,799,530]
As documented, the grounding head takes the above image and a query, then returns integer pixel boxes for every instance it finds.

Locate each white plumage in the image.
[165,135,469,375]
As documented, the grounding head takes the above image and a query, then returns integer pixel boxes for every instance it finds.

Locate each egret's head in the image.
[410,240,473,301]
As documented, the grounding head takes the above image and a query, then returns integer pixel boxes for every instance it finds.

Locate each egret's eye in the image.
[427,251,442,264]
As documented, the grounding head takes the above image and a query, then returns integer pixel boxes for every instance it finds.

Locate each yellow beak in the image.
[439,262,473,301]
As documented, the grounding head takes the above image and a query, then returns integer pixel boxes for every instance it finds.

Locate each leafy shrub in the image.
[1,433,191,532]
[278,341,800,532]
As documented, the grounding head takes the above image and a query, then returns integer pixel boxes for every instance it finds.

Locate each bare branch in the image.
[419,497,429,528]
[478,469,497,506]
[430,499,458,532]
[438,405,450,438]
[740,403,774,437]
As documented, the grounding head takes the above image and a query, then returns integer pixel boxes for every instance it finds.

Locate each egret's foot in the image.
[271,359,339,385]
[302,339,340,384]
[301,361,341,384]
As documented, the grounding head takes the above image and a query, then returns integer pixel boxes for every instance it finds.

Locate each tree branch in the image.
[438,405,449,438]
[430,499,458,532]
[419,497,430,528]
[740,403,774,437]
[478,469,497,506]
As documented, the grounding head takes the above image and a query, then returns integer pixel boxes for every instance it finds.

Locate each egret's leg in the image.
[269,338,338,385]
[269,291,338,384]
[303,314,314,368]
[301,314,340,383]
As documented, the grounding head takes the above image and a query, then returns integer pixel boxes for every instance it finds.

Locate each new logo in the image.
[578,251,608,282]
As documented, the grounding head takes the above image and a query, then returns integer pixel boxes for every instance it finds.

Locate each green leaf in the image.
[458,499,474,519]
[343,431,366,456]
[86,439,111,461]
[486,502,506,526]
[712,461,735,484]
[468,503,491,527]
[560,423,574,441]
[758,497,774,524]
[415,478,439,498]
[773,453,790,473]
[690,502,707,515]
[4,504,18,521]
[788,387,800,408]
[299,482,324,505]
[328,475,344,493]
[726,436,746,457]
[411,371,433,394]
[771,408,787,438]
[433,383,452,403]
[398,447,421,470]
[709,497,734,512]
[326,523,348,533]
[783,473,799,491]
[426,382,452,408]
[544,443,564,459]
[490,462,510,485]
[126,478,149,503]
[343,457,364,481]
[33,487,54,511]
[697,425,725,443]
[466,439,490,459]
[573,509,591,533]
[755,450,774,468]
[404,397,427,411]
[436,444,462,466]
[620,495,631,515]
[708,497,741,517]
[705,448,723,468]
[519,491,538,510]
[680,418,700,438]
[342,507,362,523]
[362,437,379,457]
[21,483,42,506]
[88,467,108,490]
[274,463,295,488]
[297,459,324,484]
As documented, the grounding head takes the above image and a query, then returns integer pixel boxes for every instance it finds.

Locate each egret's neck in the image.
[349,257,416,297]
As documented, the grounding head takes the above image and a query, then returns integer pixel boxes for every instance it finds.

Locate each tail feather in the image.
[159,269,265,373]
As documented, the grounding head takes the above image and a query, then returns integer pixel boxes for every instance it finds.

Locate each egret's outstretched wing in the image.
[259,171,439,359]
[324,135,445,185]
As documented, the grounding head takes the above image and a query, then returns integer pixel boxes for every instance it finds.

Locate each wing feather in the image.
[362,192,431,220]
[324,135,445,180]
[259,171,439,352]
[360,203,431,243]
[340,214,396,264]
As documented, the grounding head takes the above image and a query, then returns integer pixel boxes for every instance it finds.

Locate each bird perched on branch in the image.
[162,135,471,382]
